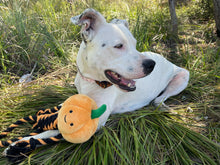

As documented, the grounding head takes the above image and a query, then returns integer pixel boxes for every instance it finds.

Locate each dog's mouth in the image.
[105,70,136,92]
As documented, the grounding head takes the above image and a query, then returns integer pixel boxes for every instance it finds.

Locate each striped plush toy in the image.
[0,94,106,162]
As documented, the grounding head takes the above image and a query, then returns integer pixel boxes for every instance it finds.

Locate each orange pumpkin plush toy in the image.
[58,94,106,143]
[0,94,106,161]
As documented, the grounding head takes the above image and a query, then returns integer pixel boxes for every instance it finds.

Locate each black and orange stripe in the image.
[0,106,60,148]
[32,112,58,131]
[0,116,37,139]
[15,134,63,150]
[36,105,61,116]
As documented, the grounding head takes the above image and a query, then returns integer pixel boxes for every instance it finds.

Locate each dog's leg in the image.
[153,68,189,110]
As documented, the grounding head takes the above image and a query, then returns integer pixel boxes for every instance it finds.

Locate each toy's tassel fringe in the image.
[6,134,63,163]
[0,116,37,147]
[0,106,61,148]
[0,105,63,163]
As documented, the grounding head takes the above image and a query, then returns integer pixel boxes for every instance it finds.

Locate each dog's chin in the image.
[104,70,136,92]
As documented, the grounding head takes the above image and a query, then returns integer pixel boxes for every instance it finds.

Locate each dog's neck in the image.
[77,66,112,89]
[77,66,95,83]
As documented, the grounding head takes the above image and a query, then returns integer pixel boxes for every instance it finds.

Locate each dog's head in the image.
[71,9,155,92]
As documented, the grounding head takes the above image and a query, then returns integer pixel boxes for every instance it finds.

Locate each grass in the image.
[0,0,220,164]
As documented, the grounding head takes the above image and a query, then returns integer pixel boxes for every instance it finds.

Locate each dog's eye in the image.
[114,44,123,49]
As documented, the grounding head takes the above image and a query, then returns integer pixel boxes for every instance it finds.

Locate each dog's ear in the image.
[71,8,106,43]
[110,19,129,29]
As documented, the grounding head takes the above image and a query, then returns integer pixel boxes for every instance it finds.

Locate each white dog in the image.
[72,9,189,128]
[4,9,189,153]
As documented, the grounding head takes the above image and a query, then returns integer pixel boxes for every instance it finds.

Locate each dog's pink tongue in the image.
[120,78,135,87]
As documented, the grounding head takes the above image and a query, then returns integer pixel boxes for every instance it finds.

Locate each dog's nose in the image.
[142,59,155,75]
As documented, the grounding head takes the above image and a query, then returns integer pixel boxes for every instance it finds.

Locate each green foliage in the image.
[132,6,171,51]
[0,85,219,165]
[0,0,219,164]
[184,0,214,22]
[0,0,78,78]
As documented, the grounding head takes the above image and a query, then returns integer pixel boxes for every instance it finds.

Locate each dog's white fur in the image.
[4,9,189,153]
[73,9,189,128]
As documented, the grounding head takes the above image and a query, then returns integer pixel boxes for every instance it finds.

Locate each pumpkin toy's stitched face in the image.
[57,94,106,143]
[58,104,91,134]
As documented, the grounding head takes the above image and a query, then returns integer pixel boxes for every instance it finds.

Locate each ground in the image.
[0,0,219,164]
